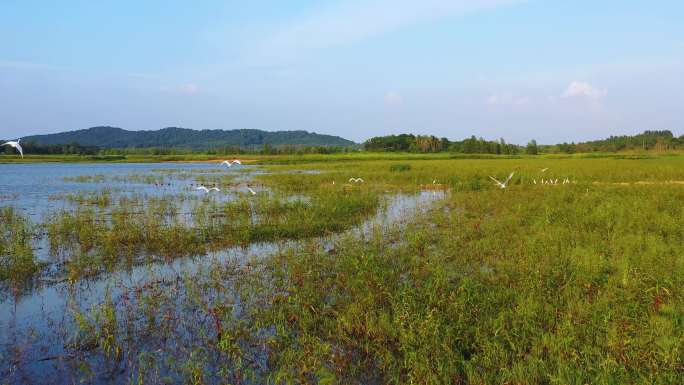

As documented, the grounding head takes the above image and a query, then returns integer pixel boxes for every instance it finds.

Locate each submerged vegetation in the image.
[2,155,684,384]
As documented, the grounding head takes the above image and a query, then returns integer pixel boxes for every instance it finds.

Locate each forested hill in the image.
[22,126,356,149]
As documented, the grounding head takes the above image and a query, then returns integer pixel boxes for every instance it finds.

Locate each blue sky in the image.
[1,0,683,143]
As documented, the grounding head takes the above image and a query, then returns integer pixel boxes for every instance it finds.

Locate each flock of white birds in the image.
[489,168,574,189]
[194,159,257,196]
[2,139,573,190]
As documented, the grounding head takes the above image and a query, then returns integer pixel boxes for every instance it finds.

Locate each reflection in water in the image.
[0,162,448,383]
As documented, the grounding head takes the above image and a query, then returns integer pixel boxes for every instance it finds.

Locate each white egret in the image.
[196,186,220,193]
[2,139,23,158]
[247,186,257,195]
[348,177,364,183]
[488,172,515,189]
[221,159,242,167]
[541,168,549,172]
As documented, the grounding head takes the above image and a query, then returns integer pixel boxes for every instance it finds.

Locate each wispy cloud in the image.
[560,81,606,108]
[255,0,524,59]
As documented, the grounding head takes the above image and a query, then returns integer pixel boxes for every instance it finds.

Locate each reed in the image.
[0,206,39,282]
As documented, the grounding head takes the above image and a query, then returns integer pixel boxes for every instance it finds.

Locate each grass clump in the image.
[389,163,412,172]
[0,206,39,282]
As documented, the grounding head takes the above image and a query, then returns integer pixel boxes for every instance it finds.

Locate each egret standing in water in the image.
[2,139,23,158]
[489,172,515,189]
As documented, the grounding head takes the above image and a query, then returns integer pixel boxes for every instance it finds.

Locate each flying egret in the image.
[196,185,219,193]
[221,159,242,167]
[541,168,549,172]
[2,138,23,158]
[348,177,364,183]
[488,172,515,189]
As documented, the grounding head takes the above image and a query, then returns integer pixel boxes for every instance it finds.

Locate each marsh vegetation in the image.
[1,155,684,384]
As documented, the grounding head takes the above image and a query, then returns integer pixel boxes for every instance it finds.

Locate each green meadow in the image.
[1,153,684,384]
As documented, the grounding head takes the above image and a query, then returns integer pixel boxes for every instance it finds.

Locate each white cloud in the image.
[561,81,606,103]
[256,0,524,58]
[384,91,403,105]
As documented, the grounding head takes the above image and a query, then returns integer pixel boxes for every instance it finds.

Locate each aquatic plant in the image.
[0,206,38,282]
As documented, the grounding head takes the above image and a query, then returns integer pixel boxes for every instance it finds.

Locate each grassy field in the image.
[1,154,684,384]
[1,150,680,164]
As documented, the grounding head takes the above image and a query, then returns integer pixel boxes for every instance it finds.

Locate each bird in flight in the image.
[348,177,364,183]
[489,172,515,189]
[541,168,549,172]
[196,185,220,193]
[2,138,23,158]
[221,159,242,167]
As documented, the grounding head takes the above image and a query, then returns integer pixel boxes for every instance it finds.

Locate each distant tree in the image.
[526,139,539,155]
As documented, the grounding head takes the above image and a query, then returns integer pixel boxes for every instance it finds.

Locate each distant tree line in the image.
[0,141,100,155]
[0,141,356,156]
[363,131,684,154]
[540,130,684,154]
[4,130,683,156]
[363,134,523,154]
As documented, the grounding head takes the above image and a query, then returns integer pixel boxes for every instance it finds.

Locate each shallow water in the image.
[0,162,255,221]
[0,162,447,383]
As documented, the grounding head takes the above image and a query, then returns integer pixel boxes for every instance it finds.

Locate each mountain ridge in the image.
[21,126,356,149]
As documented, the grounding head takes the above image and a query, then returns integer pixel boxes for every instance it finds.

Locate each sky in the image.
[1,0,683,144]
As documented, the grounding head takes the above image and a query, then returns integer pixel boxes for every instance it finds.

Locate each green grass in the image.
[0,206,39,283]
[4,150,684,164]
[4,154,684,383]
[244,185,684,384]
[43,187,379,280]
